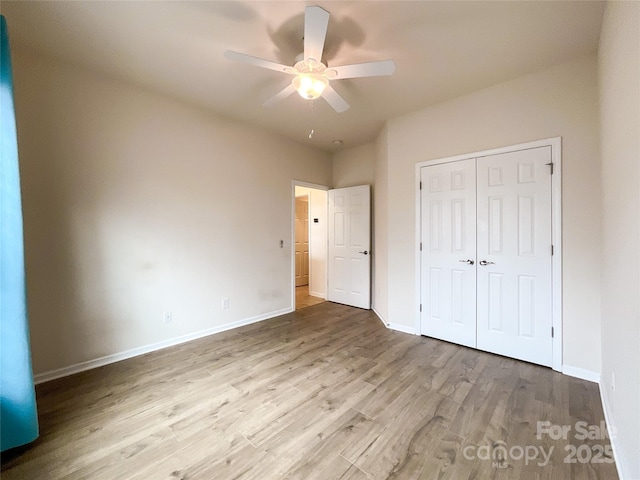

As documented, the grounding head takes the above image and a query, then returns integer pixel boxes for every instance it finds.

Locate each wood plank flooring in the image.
[296,285,325,310]
[1,303,617,479]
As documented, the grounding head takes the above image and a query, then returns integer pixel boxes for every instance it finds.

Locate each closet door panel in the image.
[476,147,553,366]
[420,159,477,348]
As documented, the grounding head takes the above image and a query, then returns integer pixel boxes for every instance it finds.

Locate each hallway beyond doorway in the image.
[295,285,325,310]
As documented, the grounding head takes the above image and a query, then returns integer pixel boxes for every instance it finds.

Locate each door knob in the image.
[358,251,369,255]
[458,259,474,265]
[479,260,495,266]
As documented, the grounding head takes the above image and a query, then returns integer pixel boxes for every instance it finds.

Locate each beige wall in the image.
[598,2,640,478]
[373,127,389,322]
[381,55,602,374]
[13,49,332,375]
[332,143,375,189]
[307,188,328,299]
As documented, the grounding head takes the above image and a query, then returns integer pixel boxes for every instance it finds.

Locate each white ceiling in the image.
[1,1,605,152]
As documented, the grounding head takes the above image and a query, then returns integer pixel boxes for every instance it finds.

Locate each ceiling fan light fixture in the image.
[226,6,396,114]
[293,73,328,100]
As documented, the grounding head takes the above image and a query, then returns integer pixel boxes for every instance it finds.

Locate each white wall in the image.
[598,2,640,479]
[13,49,332,376]
[381,55,602,374]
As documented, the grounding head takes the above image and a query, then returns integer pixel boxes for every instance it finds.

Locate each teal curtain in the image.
[0,14,39,452]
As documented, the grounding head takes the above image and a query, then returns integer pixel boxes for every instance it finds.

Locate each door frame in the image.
[291,180,329,311]
[415,137,562,371]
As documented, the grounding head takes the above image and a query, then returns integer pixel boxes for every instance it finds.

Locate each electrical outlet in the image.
[164,311,173,323]
[222,298,230,310]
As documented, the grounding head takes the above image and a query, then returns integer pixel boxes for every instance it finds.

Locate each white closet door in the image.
[420,159,477,348]
[476,147,553,366]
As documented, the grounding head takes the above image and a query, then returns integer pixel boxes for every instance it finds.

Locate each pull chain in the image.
[307,100,316,140]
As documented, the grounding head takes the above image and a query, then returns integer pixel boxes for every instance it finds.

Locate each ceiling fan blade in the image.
[321,85,350,113]
[304,6,330,62]
[224,50,295,74]
[263,84,297,108]
[328,60,396,79]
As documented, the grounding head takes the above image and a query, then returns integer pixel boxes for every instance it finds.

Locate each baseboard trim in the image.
[309,290,326,299]
[372,307,388,327]
[371,307,418,335]
[599,384,626,479]
[33,307,292,385]
[561,365,600,383]
[562,365,627,477]
[387,322,417,335]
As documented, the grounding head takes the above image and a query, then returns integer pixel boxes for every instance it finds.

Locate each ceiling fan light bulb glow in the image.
[293,73,328,100]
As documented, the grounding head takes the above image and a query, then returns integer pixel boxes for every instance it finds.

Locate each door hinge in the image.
[419,181,422,190]
[420,242,423,251]
[552,326,554,338]
[551,244,554,256]
[546,162,554,175]
[420,304,422,312]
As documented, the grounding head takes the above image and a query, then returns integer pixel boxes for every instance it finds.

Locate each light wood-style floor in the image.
[296,285,325,310]
[2,303,617,479]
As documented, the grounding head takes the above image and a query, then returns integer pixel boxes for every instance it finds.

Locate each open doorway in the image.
[294,194,310,288]
[293,183,328,310]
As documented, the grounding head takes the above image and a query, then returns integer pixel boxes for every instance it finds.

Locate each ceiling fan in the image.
[224,5,396,113]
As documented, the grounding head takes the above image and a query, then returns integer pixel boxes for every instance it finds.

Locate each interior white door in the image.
[328,185,371,309]
[476,147,553,366]
[294,196,310,287]
[420,159,477,347]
